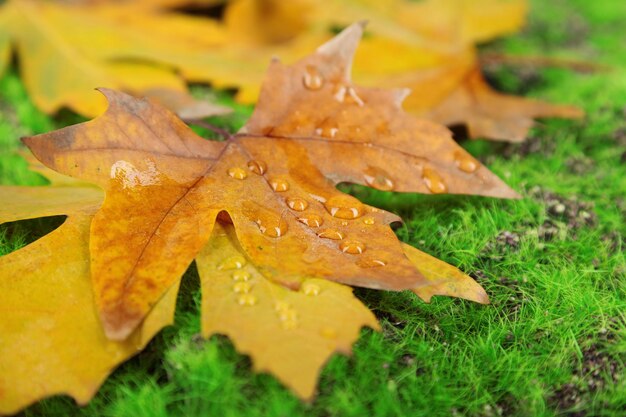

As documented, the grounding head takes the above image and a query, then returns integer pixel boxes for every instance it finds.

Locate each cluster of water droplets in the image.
[300,64,485,195]
[217,255,258,306]
[216,252,340,336]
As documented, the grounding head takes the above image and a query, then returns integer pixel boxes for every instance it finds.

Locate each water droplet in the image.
[298,214,323,228]
[422,167,447,194]
[303,65,324,91]
[302,282,320,296]
[247,160,267,175]
[341,221,348,226]
[340,240,366,254]
[345,87,364,106]
[218,256,246,270]
[233,282,252,293]
[318,229,344,240]
[237,294,257,306]
[363,168,394,191]
[256,215,288,238]
[320,327,337,339]
[314,122,339,139]
[327,127,339,138]
[286,197,309,211]
[274,301,291,312]
[270,178,289,192]
[357,257,387,268]
[278,308,297,321]
[232,271,251,281]
[227,167,248,180]
[334,85,364,106]
[363,217,375,225]
[279,308,298,330]
[324,195,364,219]
[453,151,480,173]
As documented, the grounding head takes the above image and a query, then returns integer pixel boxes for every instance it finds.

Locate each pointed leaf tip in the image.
[316,22,366,79]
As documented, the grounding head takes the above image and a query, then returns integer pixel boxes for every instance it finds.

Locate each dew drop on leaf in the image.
[227,167,248,180]
[324,195,364,219]
[297,214,324,227]
[218,256,246,270]
[302,282,320,296]
[233,282,252,293]
[317,229,344,240]
[237,294,257,306]
[286,197,309,211]
[422,167,448,194]
[232,271,251,281]
[247,160,267,175]
[274,300,291,312]
[270,178,290,192]
[334,85,364,106]
[256,215,288,238]
[363,217,375,225]
[453,151,480,173]
[340,240,366,254]
[303,65,324,91]
[315,126,339,138]
[279,308,298,330]
[357,257,387,268]
[363,167,395,191]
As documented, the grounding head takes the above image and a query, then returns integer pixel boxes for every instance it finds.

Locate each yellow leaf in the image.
[197,222,379,399]
[0,189,179,414]
[0,0,229,118]
[403,243,489,304]
[4,25,497,411]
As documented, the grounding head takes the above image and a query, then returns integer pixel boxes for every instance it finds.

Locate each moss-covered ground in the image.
[1,0,625,416]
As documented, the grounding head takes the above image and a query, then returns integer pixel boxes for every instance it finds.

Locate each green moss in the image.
[1,0,625,416]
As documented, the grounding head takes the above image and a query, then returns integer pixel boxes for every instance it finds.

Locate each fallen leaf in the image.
[397,57,584,142]
[197,221,380,399]
[3,24,503,410]
[0,172,179,415]
[1,0,580,141]
[404,243,488,304]
[0,0,229,118]
[142,88,232,122]
[23,23,505,341]
[212,0,584,141]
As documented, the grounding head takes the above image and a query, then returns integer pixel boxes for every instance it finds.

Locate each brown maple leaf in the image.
[2,24,511,411]
[209,0,586,141]
[1,0,581,141]
[23,22,512,340]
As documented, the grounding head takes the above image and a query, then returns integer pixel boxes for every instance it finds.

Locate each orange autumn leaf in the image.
[2,24,507,411]
[210,0,584,141]
[0,169,180,415]
[23,23,506,341]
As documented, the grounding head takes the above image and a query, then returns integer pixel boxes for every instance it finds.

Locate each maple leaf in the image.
[193,0,585,141]
[0,0,231,118]
[3,24,507,411]
[23,22,509,340]
[2,0,581,141]
[0,162,181,415]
